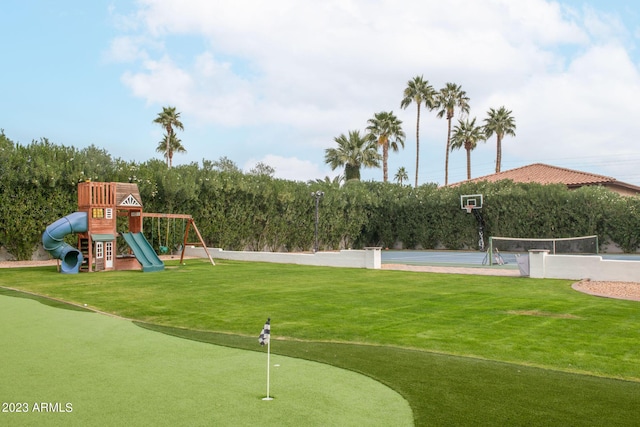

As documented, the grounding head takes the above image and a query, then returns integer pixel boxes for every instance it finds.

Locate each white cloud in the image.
[104,36,149,63]
[121,56,193,106]
[111,0,640,184]
[244,155,334,182]
[506,42,640,161]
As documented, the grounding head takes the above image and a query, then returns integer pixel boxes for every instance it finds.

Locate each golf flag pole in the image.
[259,318,272,400]
[266,334,271,400]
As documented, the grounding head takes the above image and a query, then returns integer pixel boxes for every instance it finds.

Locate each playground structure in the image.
[42,181,213,274]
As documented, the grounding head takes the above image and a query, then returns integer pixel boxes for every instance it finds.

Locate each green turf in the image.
[0,294,412,426]
[2,259,640,426]
[139,323,640,426]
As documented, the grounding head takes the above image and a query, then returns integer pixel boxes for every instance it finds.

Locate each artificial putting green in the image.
[0,294,412,427]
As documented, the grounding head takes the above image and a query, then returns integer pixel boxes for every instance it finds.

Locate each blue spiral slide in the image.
[42,212,88,274]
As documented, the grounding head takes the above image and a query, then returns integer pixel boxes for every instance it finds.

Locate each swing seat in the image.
[159,245,169,254]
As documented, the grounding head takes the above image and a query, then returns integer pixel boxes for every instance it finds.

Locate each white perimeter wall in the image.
[529,250,640,281]
[184,247,382,269]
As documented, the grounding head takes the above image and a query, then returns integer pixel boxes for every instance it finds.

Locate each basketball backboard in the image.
[460,194,483,211]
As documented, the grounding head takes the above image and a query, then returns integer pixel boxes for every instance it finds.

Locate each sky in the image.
[2,0,640,186]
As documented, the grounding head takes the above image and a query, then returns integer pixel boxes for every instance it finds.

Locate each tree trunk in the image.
[495,134,503,173]
[466,146,471,180]
[444,115,452,186]
[345,164,360,181]
[383,143,389,182]
[166,125,173,168]
[415,106,421,188]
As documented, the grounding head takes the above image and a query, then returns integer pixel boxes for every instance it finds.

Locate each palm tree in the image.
[309,175,344,187]
[156,132,186,168]
[394,167,409,186]
[435,83,470,186]
[324,130,381,181]
[484,106,516,173]
[153,106,184,167]
[450,118,486,180]
[400,75,436,188]
[365,111,406,183]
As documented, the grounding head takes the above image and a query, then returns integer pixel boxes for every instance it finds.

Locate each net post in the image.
[488,237,493,266]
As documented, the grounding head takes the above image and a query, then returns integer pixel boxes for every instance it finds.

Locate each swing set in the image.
[149,215,183,254]
[142,213,215,266]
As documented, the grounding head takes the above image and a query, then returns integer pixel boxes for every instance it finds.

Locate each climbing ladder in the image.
[79,237,90,272]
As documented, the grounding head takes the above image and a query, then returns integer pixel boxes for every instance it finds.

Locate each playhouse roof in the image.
[115,183,143,208]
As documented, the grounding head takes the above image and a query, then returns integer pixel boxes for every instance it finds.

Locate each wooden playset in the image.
[42,181,213,274]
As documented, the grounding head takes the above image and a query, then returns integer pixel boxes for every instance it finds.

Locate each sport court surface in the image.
[381,249,640,268]
[0,294,412,426]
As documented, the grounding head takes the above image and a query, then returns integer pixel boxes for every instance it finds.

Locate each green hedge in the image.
[1,134,639,259]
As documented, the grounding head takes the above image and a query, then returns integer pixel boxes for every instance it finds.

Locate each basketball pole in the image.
[461,194,485,252]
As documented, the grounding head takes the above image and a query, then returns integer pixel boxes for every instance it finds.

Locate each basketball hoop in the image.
[465,205,473,214]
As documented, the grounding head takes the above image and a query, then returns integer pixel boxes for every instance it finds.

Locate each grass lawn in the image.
[2,259,640,426]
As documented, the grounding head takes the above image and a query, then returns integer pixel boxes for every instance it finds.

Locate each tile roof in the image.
[461,163,615,186]
[450,163,640,195]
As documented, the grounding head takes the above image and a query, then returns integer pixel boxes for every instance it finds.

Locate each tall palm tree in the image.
[435,83,470,186]
[153,106,184,167]
[450,118,486,180]
[484,106,516,173]
[156,132,187,168]
[400,76,436,188]
[365,111,406,183]
[394,166,409,186]
[324,130,381,181]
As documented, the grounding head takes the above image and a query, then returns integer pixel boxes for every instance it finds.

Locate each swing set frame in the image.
[142,213,215,266]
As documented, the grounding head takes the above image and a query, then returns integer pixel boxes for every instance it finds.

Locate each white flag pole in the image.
[264,338,272,400]
[261,317,273,401]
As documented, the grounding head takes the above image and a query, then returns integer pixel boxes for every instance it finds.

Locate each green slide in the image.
[121,232,165,272]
